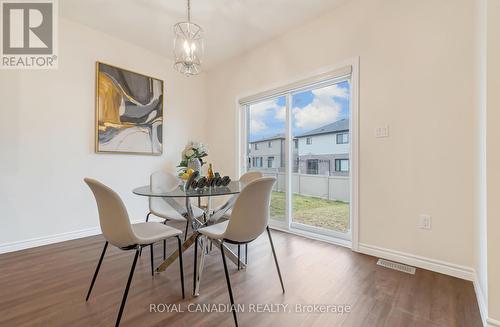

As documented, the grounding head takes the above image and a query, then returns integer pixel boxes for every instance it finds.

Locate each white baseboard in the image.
[473,273,489,327]
[358,243,474,281]
[0,219,146,254]
[358,244,500,326]
[0,226,102,254]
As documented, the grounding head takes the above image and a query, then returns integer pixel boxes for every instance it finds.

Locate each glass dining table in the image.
[132,180,246,296]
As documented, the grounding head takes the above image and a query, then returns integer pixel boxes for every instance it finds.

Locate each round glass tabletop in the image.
[132,181,244,198]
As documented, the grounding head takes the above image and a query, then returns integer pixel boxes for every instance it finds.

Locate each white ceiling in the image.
[60,0,346,70]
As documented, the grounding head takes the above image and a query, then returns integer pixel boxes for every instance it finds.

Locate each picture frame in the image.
[95,61,164,155]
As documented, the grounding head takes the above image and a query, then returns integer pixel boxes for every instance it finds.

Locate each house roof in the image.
[249,134,285,144]
[250,119,349,142]
[295,119,349,138]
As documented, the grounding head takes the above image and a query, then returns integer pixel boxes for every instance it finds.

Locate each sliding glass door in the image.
[245,96,288,225]
[290,80,351,239]
[242,71,353,241]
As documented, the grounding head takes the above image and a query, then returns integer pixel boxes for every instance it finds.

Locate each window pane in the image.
[291,81,351,233]
[247,96,286,221]
[267,156,274,168]
[335,159,349,172]
[341,159,349,172]
[336,133,349,144]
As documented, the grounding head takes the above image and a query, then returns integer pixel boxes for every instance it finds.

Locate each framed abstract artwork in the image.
[95,62,163,155]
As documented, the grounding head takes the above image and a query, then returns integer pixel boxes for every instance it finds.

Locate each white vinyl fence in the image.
[260,172,350,202]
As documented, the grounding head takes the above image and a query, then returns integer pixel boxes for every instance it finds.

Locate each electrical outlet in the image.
[375,125,389,138]
[418,214,432,230]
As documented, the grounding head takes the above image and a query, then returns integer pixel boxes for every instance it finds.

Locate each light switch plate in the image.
[418,214,432,230]
[375,125,389,138]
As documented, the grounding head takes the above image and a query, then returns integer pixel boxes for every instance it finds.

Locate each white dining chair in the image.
[141,170,205,259]
[215,171,263,268]
[219,171,263,217]
[84,178,185,327]
[193,177,284,327]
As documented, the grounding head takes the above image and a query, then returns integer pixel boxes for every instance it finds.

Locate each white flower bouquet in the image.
[177,141,209,176]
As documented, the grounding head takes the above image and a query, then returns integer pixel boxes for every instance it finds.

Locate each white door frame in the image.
[235,57,360,251]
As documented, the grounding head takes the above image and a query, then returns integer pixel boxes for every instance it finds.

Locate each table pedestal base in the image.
[155,231,246,297]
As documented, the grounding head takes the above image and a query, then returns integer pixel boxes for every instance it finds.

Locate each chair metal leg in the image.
[139,213,152,257]
[150,244,154,276]
[193,234,200,292]
[221,244,238,327]
[115,248,140,327]
[184,221,189,242]
[86,241,108,301]
[162,220,168,259]
[266,227,285,293]
[177,236,185,299]
[237,245,240,270]
[245,244,248,265]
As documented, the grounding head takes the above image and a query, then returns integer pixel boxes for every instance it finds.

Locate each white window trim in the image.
[235,57,360,251]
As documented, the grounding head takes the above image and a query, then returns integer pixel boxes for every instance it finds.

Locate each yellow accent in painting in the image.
[98,72,122,125]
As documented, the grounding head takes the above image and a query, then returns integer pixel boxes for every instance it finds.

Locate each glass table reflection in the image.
[132,180,246,296]
[133,181,243,198]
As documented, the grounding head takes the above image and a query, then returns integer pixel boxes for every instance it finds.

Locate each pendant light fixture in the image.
[173,0,204,76]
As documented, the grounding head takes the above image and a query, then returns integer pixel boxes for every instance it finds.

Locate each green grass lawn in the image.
[270,191,350,233]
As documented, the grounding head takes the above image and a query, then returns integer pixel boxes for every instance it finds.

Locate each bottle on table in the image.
[207,163,214,179]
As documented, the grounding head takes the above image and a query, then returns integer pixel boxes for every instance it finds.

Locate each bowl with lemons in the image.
[180,168,195,181]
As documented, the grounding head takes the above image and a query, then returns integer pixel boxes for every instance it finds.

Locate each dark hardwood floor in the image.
[0,225,482,327]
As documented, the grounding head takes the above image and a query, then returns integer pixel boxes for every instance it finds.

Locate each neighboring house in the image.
[295,119,350,176]
[248,134,298,172]
[249,119,349,175]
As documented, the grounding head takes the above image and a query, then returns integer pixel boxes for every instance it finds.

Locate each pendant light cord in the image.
[187,0,191,22]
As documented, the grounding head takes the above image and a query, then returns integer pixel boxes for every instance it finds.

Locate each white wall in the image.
[205,0,476,271]
[250,139,283,157]
[0,18,208,250]
[486,0,500,323]
[297,134,349,156]
[474,0,500,324]
[474,0,489,323]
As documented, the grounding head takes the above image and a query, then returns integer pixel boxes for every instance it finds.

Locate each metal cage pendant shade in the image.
[173,0,204,76]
